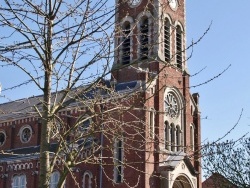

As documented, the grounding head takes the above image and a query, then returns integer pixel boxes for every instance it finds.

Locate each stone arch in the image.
[163,87,184,151]
[136,11,153,60]
[82,170,93,188]
[172,175,194,188]
[18,124,33,143]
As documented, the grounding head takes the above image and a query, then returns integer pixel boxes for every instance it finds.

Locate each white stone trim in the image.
[136,11,153,62]
[118,16,134,65]
[163,87,184,151]
[18,125,33,143]
[82,170,93,188]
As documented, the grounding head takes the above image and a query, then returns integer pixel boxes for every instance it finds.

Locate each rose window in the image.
[165,92,179,118]
[0,132,6,146]
[21,127,32,143]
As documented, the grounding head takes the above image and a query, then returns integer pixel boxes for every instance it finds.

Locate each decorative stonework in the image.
[181,163,185,169]
[165,92,179,118]
[0,131,6,146]
[18,125,33,143]
[6,162,33,172]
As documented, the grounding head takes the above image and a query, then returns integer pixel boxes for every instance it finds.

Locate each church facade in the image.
[0,0,201,188]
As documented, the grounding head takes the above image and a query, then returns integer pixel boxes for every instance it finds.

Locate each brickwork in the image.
[0,0,201,187]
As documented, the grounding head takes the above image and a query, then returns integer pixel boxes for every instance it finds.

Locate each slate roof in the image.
[0,80,140,162]
[0,138,98,162]
[0,80,140,121]
[0,143,57,162]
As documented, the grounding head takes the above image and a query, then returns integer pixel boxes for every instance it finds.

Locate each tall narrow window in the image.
[176,25,182,69]
[170,124,175,152]
[149,109,155,138]
[140,18,149,60]
[165,121,169,150]
[164,18,171,61]
[50,171,60,188]
[190,125,194,151]
[83,171,93,188]
[176,125,181,151]
[122,23,131,64]
[12,174,26,188]
[114,137,123,183]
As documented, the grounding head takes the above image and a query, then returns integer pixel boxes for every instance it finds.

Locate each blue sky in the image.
[186,1,250,142]
[0,1,249,142]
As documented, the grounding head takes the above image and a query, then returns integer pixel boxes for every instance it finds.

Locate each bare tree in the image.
[0,0,121,187]
[0,0,226,188]
[0,0,167,187]
[202,137,250,188]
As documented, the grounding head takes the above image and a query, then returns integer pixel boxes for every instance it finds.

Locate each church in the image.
[0,0,201,187]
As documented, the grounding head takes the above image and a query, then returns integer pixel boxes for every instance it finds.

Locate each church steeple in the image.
[112,1,202,188]
[112,0,187,83]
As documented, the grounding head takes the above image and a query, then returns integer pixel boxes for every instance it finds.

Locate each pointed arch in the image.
[12,174,26,188]
[50,171,60,188]
[136,11,153,60]
[163,87,184,152]
[175,23,184,69]
[176,125,181,151]
[83,171,93,188]
[113,135,124,183]
[164,17,171,62]
[190,124,195,151]
[119,16,134,65]
[170,123,175,152]
[165,121,170,150]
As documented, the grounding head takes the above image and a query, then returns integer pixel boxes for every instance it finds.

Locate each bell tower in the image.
[112,0,187,83]
[112,1,201,188]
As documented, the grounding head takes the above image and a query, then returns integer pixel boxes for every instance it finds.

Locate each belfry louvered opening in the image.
[140,18,149,60]
[164,18,171,62]
[176,25,182,69]
[122,23,131,64]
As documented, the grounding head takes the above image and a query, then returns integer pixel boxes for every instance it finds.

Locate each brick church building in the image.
[0,0,201,188]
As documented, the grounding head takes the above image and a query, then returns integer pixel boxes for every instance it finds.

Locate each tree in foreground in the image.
[0,0,127,187]
[0,0,216,188]
[0,0,170,187]
[202,137,250,188]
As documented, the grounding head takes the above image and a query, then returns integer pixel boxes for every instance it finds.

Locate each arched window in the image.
[122,22,131,64]
[0,131,6,146]
[164,18,171,62]
[83,171,93,188]
[79,117,91,133]
[149,109,155,138]
[114,137,123,183]
[176,125,181,151]
[12,174,26,188]
[170,124,175,152]
[190,124,195,151]
[164,88,184,153]
[176,25,183,69]
[50,171,60,188]
[165,121,169,150]
[19,125,33,143]
[140,18,149,60]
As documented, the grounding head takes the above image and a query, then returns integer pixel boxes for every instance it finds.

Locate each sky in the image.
[186,1,250,142]
[0,1,249,143]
